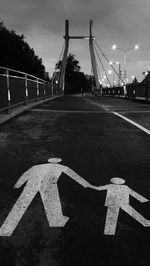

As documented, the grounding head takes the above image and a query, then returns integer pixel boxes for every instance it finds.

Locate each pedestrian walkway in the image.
[0,95,150,265]
[0,96,59,125]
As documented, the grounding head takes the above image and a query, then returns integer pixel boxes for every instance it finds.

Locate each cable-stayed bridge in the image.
[0,20,150,120]
[0,21,150,265]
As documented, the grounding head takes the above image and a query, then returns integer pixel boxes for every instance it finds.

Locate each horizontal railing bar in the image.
[0,74,50,84]
[7,75,26,80]
[0,66,49,83]
[0,74,49,84]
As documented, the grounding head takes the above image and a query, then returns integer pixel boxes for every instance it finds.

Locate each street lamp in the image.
[112,44,139,81]
[131,75,135,82]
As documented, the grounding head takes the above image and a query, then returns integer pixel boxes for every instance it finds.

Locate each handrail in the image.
[0,66,50,84]
[0,65,56,113]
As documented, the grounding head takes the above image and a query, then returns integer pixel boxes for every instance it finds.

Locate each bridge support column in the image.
[59,20,69,93]
[89,20,100,94]
[59,20,100,94]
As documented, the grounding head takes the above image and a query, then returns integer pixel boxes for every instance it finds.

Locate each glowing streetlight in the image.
[112,44,139,53]
[112,44,139,67]
[112,44,117,50]
[134,45,139,50]
[112,44,139,85]
[108,70,112,74]
[108,61,120,86]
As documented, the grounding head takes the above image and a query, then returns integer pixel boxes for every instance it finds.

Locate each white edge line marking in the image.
[30,109,108,114]
[84,98,110,111]
[121,110,150,113]
[112,112,150,135]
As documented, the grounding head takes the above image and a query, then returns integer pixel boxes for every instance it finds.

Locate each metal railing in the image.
[102,83,150,101]
[0,66,62,113]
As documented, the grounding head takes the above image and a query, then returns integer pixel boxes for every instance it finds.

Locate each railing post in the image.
[51,82,54,96]
[6,69,11,113]
[44,81,46,97]
[25,74,28,105]
[36,78,39,100]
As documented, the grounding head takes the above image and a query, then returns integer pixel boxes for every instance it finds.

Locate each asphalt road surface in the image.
[0,95,150,265]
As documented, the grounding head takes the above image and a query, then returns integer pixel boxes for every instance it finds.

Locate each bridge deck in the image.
[0,95,150,265]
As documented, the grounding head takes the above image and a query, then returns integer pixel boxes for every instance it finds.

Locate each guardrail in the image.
[102,86,124,97]
[102,83,150,101]
[0,66,62,113]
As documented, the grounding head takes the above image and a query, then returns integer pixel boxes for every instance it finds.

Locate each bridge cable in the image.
[52,42,65,85]
[94,40,125,85]
[93,42,112,86]
[94,48,109,88]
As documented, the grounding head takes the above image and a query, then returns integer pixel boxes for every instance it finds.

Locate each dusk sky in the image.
[1,0,150,84]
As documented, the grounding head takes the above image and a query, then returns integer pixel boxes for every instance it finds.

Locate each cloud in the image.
[0,0,150,81]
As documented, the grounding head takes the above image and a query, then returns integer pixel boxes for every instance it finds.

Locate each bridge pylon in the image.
[59,20,100,94]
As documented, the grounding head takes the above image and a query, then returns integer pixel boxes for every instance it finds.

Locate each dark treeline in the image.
[56,54,93,94]
[0,21,46,79]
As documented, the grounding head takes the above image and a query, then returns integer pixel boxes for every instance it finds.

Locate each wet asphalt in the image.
[0,95,150,265]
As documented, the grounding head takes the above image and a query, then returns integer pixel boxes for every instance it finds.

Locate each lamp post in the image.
[112,44,139,83]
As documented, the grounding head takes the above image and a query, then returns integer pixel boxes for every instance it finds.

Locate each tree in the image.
[56,53,89,94]
[0,20,46,79]
[65,54,81,74]
[141,71,150,84]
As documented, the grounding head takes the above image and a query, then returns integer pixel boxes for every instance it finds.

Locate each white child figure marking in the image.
[0,158,94,236]
[97,177,150,235]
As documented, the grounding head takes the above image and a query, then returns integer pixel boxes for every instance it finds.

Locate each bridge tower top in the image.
[59,20,99,93]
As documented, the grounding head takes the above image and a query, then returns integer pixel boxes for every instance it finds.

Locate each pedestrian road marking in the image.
[97,177,150,235]
[112,112,150,135]
[0,158,95,236]
[0,160,150,236]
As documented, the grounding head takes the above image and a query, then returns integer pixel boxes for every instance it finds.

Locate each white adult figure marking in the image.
[96,177,150,235]
[0,158,94,236]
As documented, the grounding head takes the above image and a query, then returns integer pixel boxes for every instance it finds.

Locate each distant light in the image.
[134,45,139,50]
[131,75,134,79]
[109,61,119,65]
[108,70,112,74]
[112,44,117,50]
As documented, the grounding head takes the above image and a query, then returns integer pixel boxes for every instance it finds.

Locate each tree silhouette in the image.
[0,20,45,79]
[56,53,90,94]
